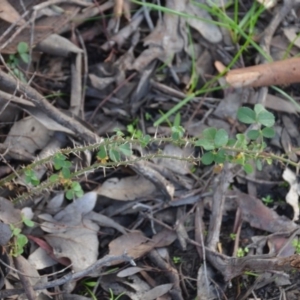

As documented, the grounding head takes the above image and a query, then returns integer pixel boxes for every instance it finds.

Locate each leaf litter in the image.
[0,0,300,299]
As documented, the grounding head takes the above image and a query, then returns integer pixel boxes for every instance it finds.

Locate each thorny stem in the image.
[1,136,299,205]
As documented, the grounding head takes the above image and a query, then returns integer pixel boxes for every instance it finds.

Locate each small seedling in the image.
[81,279,97,300]
[237,247,249,258]
[24,169,40,186]
[172,256,182,264]
[262,195,274,205]
[7,42,30,82]
[127,119,143,139]
[9,216,34,257]
[109,288,125,300]
[230,233,236,241]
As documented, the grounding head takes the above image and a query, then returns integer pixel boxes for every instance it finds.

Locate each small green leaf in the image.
[195,139,215,150]
[262,127,275,138]
[215,149,226,164]
[140,135,151,147]
[97,146,107,159]
[17,234,28,247]
[237,107,256,124]
[247,129,260,140]
[173,112,181,127]
[49,174,59,182]
[255,105,275,127]
[23,217,34,227]
[253,104,265,115]
[75,190,84,198]
[20,53,29,63]
[243,164,253,174]
[109,148,121,162]
[235,134,247,149]
[61,167,71,179]
[12,228,21,236]
[227,138,236,147]
[118,143,132,156]
[196,128,217,150]
[202,127,217,140]
[62,161,72,168]
[17,42,29,54]
[71,182,82,192]
[65,190,74,200]
[201,152,215,165]
[256,159,262,171]
[214,129,228,147]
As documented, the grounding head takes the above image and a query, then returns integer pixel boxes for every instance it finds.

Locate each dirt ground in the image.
[1,1,300,299]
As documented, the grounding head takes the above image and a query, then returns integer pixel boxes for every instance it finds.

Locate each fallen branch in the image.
[215,57,300,88]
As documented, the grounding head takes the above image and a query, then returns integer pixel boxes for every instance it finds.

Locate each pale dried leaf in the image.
[36,34,83,57]
[45,219,99,272]
[154,144,193,175]
[0,197,22,225]
[185,2,222,43]
[0,0,25,24]
[142,283,173,300]
[87,211,127,234]
[4,116,53,156]
[117,267,144,277]
[283,27,300,49]
[28,247,57,270]
[96,175,156,201]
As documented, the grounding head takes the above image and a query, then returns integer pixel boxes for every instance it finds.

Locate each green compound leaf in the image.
[262,127,275,138]
[237,107,256,124]
[53,153,67,170]
[255,104,275,127]
[243,163,253,174]
[214,129,228,147]
[247,129,260,140]
[201,152,215,165]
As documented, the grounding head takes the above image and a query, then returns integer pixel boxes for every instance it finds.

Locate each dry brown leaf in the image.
[230,191,298,232]
[0,0,25,25]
